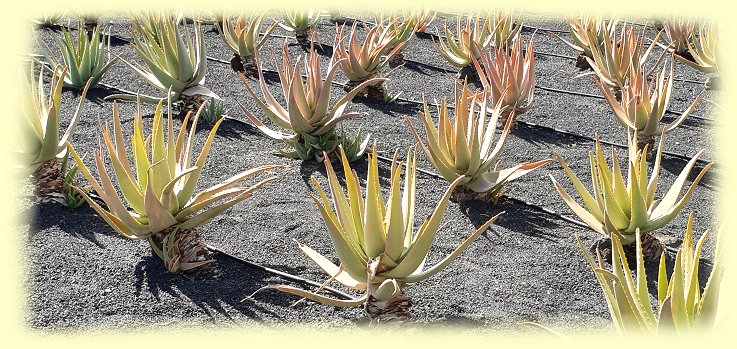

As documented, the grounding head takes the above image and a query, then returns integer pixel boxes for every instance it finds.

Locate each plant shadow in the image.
[25,201,113,248]
[511,121,587,149]
[659,155,719,191]
[458,196,561,242]
[132,253,287,321]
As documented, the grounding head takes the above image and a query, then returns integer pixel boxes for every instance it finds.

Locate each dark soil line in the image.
[396,96,716,167]
[80,188,356,301]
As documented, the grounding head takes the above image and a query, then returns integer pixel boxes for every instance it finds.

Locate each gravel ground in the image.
[18,12,720,333]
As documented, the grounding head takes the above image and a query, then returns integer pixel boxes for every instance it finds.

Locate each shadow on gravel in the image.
[133,254,285,321]
[402,60,455,76]
[355,98,422,117]
[26,201,111,248]
[511,122,585,148]
[459,197,560,242]
[659,156,719,191]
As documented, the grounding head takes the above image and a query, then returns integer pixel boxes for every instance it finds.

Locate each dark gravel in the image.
[20,12,720,333]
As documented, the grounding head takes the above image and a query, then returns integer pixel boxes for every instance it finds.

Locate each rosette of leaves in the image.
[218,13,277,73]
[676,22,720,89]
[410,8,436,35]
[67,98,283,273]
[405,81,550,202]
[578,212,722,335]
[473,35,535,119]
[598,60,701,151]
[373,12,415,65]
[106,13,217,114]
[550,131,712,261]
[238,42,385,161]
[39,22,118,89]
[13,63,90,206]
[279,8,320,45]
[585,22,661,91]
[433,14,493,79]
[557,15,618,69]
[333,22,402,98]
[487,10,522,50]
[269,146,502,323]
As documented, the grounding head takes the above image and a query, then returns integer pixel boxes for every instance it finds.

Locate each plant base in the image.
[575,54,592,70]
[636,133,656,159]
[149,227,217,276]
[230,53,257,75]
[388,51,405,68]
[450,185,504,204]
[83,18,98,40]
[177,94,208,118]
[365,294,412,324]
[456,65,480,82]
[344,80,386,100]
[592,233,665,266]
[295,29,310,46]
[31,158,65,205]
[414,31,434,40]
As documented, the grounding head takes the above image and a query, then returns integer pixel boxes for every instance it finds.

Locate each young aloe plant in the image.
[550,131,712,261]
[586,22,661,92]
[677,22,719,89]
[373,12,415,65]
[405,81,550,202]
[487,10,522,50]
[578,212,723,335]
[271,146,502,323]
[433,14,493,78]
[473,35,535,120]
[238,42,384,162]
[218,13,278,73]
[410,8,437,35]
[279,8,320,45]
[39,22,119,89]
[106,13,217,114]
[598,60,701,151]
[13,63,90,206]
[67,98,283,273]
[333,22,402,98]
[557,15,618,69]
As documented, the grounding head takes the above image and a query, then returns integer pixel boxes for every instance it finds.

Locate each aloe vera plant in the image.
[106,13,217,114]
[433,13,493,79]
[239,42,384,161]
[68,97,282,273]
[333,21,402,98]
[269,146,502,323]
[586,22,661,91]
[406,81,550,202]
[578,212,723,335]
[279,8,319,45]
[39,22,118,89]
[14,63,90,205]
[218,13,277,73]
[473,35,535,119]
[550,131,712,261]
[598,60,701,151]
[557,15,618,69]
